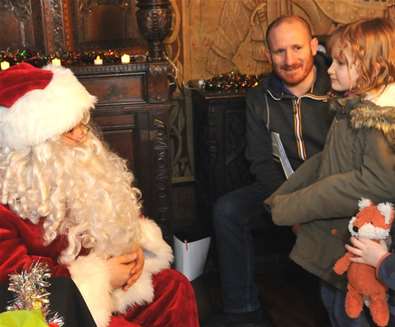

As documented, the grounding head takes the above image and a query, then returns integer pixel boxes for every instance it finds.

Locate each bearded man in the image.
[207,15,334,327]
[0,63,199,327]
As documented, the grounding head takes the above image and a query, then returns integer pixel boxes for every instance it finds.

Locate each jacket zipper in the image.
[266,89,328,161]
[293,97,307,160]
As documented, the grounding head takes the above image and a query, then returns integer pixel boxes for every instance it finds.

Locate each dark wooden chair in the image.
[191,86,296,276]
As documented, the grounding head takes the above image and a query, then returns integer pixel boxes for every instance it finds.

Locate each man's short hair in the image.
[265,15,313,49]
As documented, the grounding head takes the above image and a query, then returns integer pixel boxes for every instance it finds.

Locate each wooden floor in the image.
[192,260,330,327]
[257,262,330,327]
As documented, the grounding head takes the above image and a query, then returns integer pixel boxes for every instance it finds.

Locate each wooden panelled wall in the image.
[0,0,146,54]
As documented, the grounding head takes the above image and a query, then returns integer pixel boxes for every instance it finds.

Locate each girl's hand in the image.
[107,254,138,289]
[346,236,389,268]
[123,246,145,290]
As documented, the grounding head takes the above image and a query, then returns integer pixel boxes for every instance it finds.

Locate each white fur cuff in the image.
[112,218,173,313]
[68,253,112,327]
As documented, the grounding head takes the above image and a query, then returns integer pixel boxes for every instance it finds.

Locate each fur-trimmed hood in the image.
[330,83,395,147]
[351,103,395,147]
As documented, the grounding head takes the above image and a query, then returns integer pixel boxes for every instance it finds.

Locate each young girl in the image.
[265,17,395,326]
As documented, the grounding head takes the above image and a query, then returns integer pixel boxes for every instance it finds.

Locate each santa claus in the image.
[0,63,199,327]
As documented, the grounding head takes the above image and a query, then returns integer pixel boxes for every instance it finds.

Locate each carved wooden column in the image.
[136,0,174,104]
[135,0,174,242]
[41,0,66,53]
[136,0,172,61]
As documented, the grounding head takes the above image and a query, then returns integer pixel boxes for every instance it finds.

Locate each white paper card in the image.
[271,131,294,179]
[173,235,211,281]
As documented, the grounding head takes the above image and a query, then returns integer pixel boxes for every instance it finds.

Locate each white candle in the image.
[94,56,103,65]
[51,58,61,66]
[121,54,130,64]
[0,61,10,70]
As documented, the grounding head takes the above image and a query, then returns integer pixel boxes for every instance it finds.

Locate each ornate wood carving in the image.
[147,61,173,103]
[0,0,42,51]
[40,0,66,53]
[61,0,74,51]
[68,0,142,51]
[224,109,253,190]
[0,0,32,21]
[169,94,194,183]
[71,62,148,75]
[78,0,130,12]
[180,0,395,81]
[192,89,253,229]
[136,0,172,61]
[152,116,172,242]
[50,0,66,52]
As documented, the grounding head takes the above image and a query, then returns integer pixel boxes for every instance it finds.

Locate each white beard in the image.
[0,131,142,263]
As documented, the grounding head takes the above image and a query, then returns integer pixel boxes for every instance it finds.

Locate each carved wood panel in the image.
[0,0,156,54]
[0,0,45,52]
[67,0,146,51]
[178,0,395,81]
[192,89,253,230]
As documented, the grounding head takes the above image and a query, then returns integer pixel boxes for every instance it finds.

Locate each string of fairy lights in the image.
[0,49,147,69]
[1,49,265,92]
[194,71,264,92]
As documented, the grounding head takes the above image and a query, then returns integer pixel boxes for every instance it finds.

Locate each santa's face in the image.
[62,113,91,145]
[62,122,90,145]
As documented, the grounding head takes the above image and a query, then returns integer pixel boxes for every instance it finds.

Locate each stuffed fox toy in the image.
[333,198,394,327]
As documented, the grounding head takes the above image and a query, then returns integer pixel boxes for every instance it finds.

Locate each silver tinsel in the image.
[7,261,64,326]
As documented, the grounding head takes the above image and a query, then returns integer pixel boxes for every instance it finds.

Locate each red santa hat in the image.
[0,63,96,150]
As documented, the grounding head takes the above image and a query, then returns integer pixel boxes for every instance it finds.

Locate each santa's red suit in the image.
[0,63,200,327]
[0,203,199,327]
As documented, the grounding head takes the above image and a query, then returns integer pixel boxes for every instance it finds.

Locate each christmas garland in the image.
[196,71,266,92]
[0,262,64,327]
[0,49,147,68]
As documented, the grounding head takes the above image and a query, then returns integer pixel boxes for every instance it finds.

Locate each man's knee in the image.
[213,193,241,229]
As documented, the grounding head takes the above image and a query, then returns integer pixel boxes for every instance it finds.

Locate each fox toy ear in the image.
[377,202,394,225]
[358,198,372,209]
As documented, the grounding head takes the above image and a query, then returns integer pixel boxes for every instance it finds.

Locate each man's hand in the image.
[291,224,300,234]
[346,237,389,268]
[123,246,145,290]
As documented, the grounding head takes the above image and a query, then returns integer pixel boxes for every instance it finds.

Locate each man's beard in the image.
[0,132,142,264]
[274,55,315,87]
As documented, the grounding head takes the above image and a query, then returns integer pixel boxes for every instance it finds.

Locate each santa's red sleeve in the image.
[0,204,69,282]
[0,204,113,326]
[110,269,200,327]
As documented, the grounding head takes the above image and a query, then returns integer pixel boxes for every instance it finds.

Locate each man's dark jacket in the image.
[245,52,333,192]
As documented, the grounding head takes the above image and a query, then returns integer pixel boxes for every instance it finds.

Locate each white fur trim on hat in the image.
[0,64,96,150]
